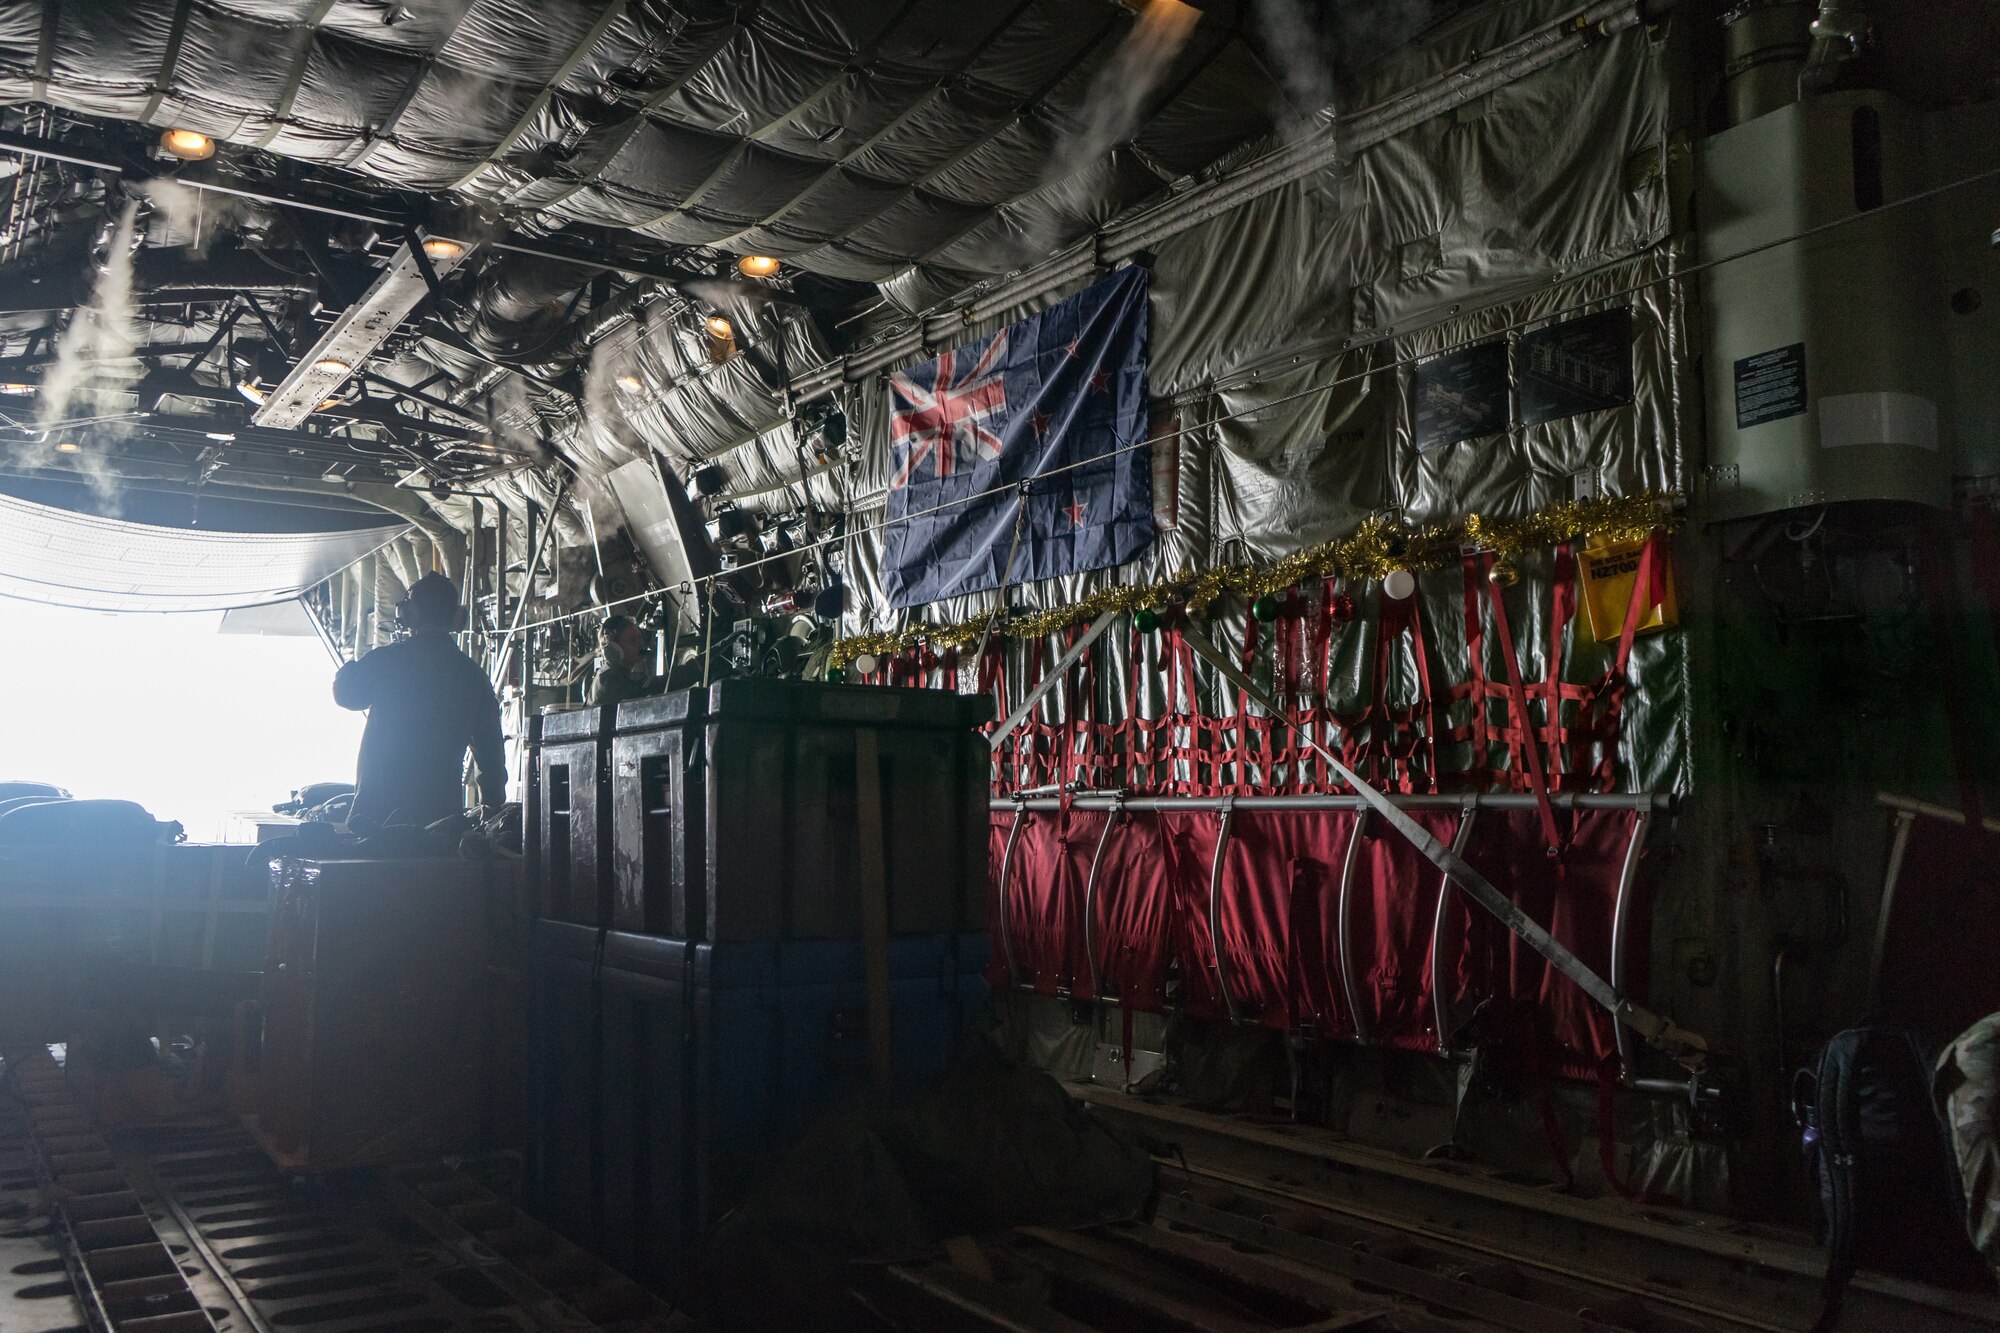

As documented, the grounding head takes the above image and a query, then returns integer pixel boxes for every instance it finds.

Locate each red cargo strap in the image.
[1596,1056,1681,1205]
[1577,530,1664,791]
[1545,544,1577,789]
[1460,559,1493,777]
[1484,553,1564,857]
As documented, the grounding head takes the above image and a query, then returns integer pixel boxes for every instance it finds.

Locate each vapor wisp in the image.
[1049,0,1202,187]
[25,199,145,505]
[1254,0,1336,143]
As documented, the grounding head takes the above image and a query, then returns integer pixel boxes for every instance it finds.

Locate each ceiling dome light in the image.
[705,315,734,340]
[736,255,780,279]
[420,236,465,262]
[0,382,34,396]
[235,381,266,405]
[159,128,215,161]
[312,358,353,375]
[614,373,643,395]
[53,441,81,454]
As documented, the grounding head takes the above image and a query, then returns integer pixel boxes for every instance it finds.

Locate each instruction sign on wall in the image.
[1519,308,1634,426]
[1412,341,1509,450]
[1734,343,1807,428]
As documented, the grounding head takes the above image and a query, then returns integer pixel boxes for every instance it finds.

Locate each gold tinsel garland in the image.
[830,491,1680,667]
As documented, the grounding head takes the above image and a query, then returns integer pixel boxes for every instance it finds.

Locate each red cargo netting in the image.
[987,804,1646,1079]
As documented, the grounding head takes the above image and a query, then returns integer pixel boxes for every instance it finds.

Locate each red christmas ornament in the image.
[919,648,939,672]
[1330,593,1357,623]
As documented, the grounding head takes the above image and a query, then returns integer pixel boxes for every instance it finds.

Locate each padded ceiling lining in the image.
[0,0,1278,297]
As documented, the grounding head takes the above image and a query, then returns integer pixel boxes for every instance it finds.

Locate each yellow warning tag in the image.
[1578,536,1677,644]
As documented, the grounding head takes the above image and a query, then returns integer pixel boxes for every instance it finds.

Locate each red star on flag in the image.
[1062,497,1088,528]
[1064,338,1081,358]
[1089,369,1111,395]
[1030,408,1051,437]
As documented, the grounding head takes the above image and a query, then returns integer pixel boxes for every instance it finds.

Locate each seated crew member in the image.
[332,572,507,832]
[589,613,657,707]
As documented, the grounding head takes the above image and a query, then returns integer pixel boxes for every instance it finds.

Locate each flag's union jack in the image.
[889,332,1009,489]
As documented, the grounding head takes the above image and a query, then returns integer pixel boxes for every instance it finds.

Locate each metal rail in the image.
[1431,801,1480,1055]
[996,789,1680,1084]
[994,808,1027,986]
[1079,795,1124,1001]
[996,792,1673,812]
[1177,624,1706,1066]
[1206,796,1240,1023]
[1608,808,1655,1075]
[1334,810,1371,1043]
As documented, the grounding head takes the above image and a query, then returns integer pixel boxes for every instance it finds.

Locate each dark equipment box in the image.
[699,679,993,940]
[523,917,601,1247]
[254,858,498,1172]
[525,925,989,1295]
[533,705,613,925]
[610,690,706,938]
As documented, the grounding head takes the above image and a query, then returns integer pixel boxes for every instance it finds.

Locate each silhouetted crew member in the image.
[333,573,506,831]
[589,613,657,708]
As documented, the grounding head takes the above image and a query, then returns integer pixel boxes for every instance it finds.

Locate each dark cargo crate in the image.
[690,933,972,1226]
[523,917,602,1247]
[596,930,692,1291]
[533,706,612,925]
[255,858,489,1172]
[702,680,993,940]
[610,690,706,939]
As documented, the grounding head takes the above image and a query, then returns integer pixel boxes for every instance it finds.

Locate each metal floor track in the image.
[1054,1085,2000,1333]
[2,1047,676,1333]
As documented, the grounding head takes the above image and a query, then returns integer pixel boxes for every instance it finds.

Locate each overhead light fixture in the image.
[312,358,353,375]
[705,315,734,340]
[614,373,643,395]
[736,255,780,279]
[0,382,34,396]
[420,236,466,262]
[160,128,215,161]
[204,432,236,442]
[315,398,344,412]
[53,441,80,454]
[235,380,266,405]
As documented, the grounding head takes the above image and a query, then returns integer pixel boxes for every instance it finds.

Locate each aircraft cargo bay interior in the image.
[1,1,1999,1330]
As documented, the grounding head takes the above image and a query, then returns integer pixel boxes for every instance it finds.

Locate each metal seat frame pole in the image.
[1080,795,1125,1002]
[1429,799,1479,1056]
[1208,796,1239,1023]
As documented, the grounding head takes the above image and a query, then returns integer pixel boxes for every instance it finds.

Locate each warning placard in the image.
[1734,343,1807,429]
[1578,536,1678,644]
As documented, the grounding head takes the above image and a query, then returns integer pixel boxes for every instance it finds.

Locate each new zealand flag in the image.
[883,265,1154,608]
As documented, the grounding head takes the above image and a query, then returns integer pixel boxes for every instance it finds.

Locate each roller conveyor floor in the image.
[10,1043,2000,1333]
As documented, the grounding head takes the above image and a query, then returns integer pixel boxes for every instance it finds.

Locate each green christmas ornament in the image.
[826,667,845,682]
[1134,606,1161,633]
[1251,594,1280,622]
